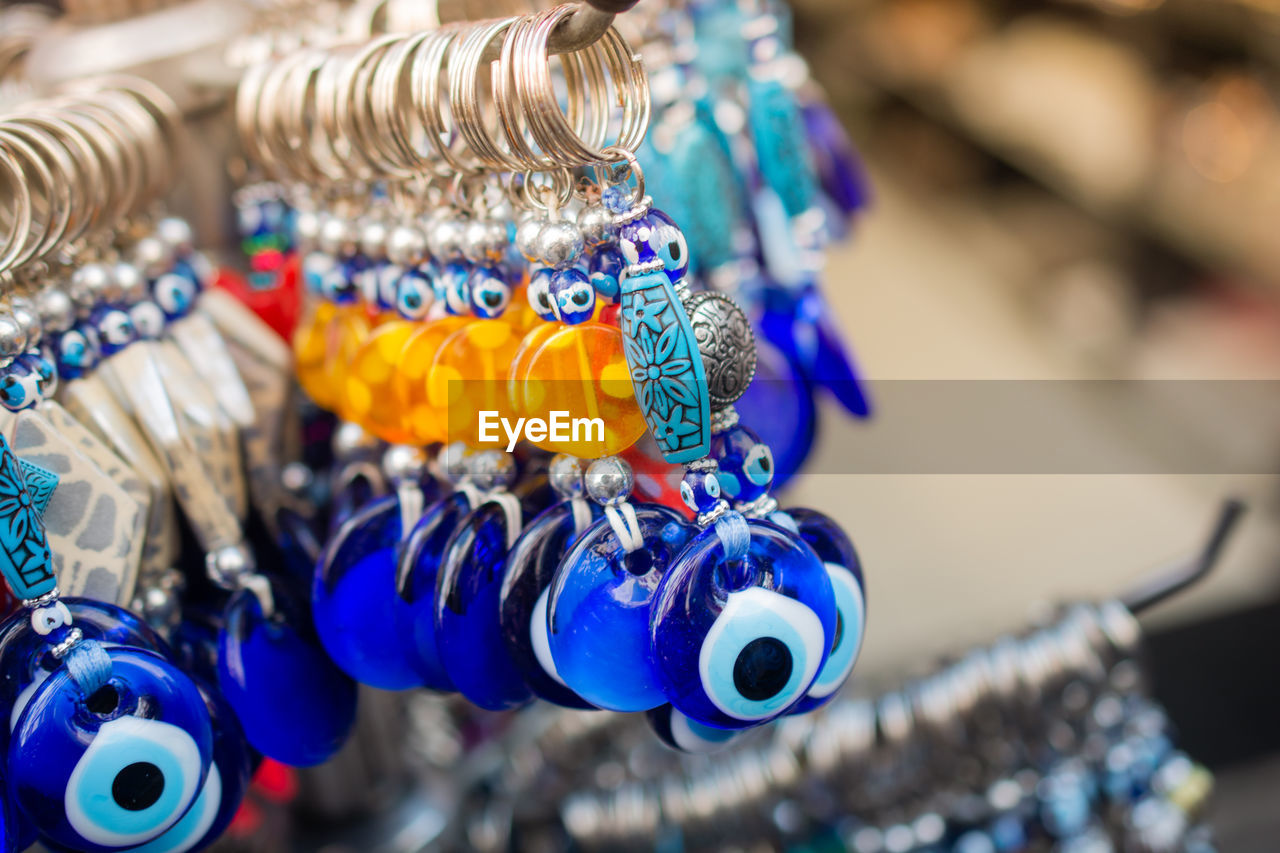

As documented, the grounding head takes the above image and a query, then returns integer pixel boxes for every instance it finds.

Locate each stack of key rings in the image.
[232,1,869,750]
[0,77,358,853]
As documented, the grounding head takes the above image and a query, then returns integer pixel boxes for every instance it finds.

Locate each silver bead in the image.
[205,543,256,588]
[383,444,429,484]
[332,421,379,459]
[548,454,586,498]
[132,235,173,279]
[534,221,584,268]
[469,450,515,492]
[438,441,471,484]
[36,288,75,333]
[386,224,428,266]
[294,209,322,249]
[578,203,616,249]
[584,456,633,506]
[427,215,467,261]
[9,297,39,349]
[0,314,26,361]
[514,214,545,262]
[360,219,389,259]
[156,216,195,256]
[114,262,148,305]
[463,218,509,264]
[319,214,359,256]
[685,291,757,409]
[70,263,120,308]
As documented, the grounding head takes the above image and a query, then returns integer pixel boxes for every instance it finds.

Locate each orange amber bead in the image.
[507,320,643,458]
[320,304,375,412]
[395,315,472,445]
[343,320,420,443]
[429,319,525,448]
[294,300,337,408]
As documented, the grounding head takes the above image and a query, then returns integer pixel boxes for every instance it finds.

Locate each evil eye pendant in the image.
[90,306,139,357]
[498,501,600,709]
[152,273,198,322]
[0,361,43,412]
[469,266,511,318]
[711,425,775,506]
[312,495,425,690]
[434,500,533,711]
[396,492,475,692]
[51,326,101,380]
[680,468,722,516]
[587,246,624,301]
[784,507,865,714]
[218,585,357,766]
[647,704,741,754]
[440,262,472,315]
[549,269,595,324]
[119,683,253,853]
[546,504,695,712]
[129,301,168,342]
[8,647,214,853]
[650,519,837,729]
[395,267,436,321]
[616,208,691,285]
[527,268,557,322]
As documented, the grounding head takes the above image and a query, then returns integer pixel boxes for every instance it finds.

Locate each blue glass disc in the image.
[650,519,836,729]
[736,314,815,488]
[8,647,214,853]
[435,502,533,711]
[546,504,694,712]
[499,501,599,709]
[397,492,474,692]
[218,587,357,766]
[312,495,424,689]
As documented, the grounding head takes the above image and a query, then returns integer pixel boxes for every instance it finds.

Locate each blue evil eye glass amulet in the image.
[650,519,837,729]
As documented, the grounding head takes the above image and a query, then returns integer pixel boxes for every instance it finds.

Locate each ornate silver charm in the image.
[685,291,757,410]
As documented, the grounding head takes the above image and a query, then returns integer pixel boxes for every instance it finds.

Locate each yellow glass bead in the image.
[319,304,375,412]
[293,300,338,409]
[395,315,472,445]
[343,320,420,443]
[429,319,524,448]
[507,320,643,458]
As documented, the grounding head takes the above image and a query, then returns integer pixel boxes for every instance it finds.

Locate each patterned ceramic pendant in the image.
[218,587,357,766]
[5,408,146,607]
[168,310,256,430]
[59,374,179,580]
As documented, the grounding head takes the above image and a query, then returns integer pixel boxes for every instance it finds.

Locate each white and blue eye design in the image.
[152,273,197,321]
[320,264,358,304]
[698,587,825,722]
[376,263,403,311]
[469,266,511,318]
[588,247,624,300]
[56,328,100,378]
[0,367,41,411]
[302,252,334,295]
[441,262,471,316]
[395,268,435,320]
[527,267,557,321]
[125,763,221,853]
[647,704,740,754]
[617,208,690,284]
[129,302,167,341]
[549,268,594,325]
[64,715,205,847]
[804,564,865,700]
[94,308,138,355]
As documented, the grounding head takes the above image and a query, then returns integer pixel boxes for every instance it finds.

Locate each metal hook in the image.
[1120,498,1246,616]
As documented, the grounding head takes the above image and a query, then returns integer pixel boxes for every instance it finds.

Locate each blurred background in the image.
[780,0,1280,844]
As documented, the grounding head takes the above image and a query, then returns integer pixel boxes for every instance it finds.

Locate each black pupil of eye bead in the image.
[573,290,590,305]
[733,637,793,701]
[404,293,420,308]
[484,290,503,306]
[831,612,844,653]
[758,455,771,473]
[667,241,681,261]
[112,762,165,811]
